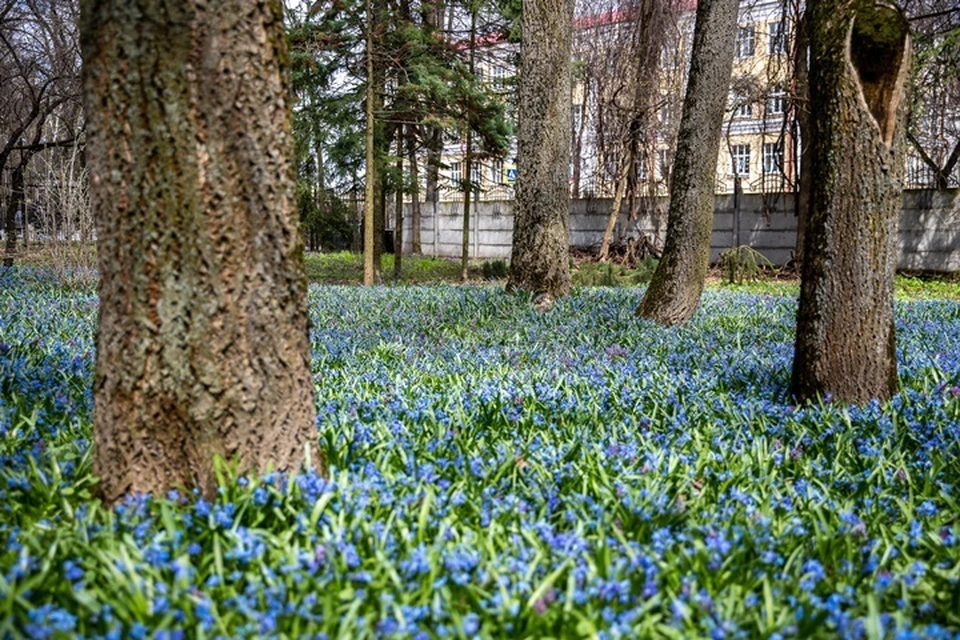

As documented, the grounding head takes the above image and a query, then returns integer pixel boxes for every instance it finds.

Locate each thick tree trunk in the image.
[80,0,320,503]
[635,0,739,325]
[407,127,422,255]
[792,0,910,405]
[507,0,574,302]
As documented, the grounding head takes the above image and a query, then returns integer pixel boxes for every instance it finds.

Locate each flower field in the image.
[1,269,959,639]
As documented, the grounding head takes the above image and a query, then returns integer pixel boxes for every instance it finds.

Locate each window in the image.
[736,25,755,58]
[490,159,504,184]
[470,162,482,188]
[657,149,671,181]
[763,142,783,175]
[731,93,752,118]
[636,151,649,180]
[604,154,618,181]
[450,161,462,185]
[491,65,506,88]
[730,144,751,176]
[766,88,785,116]
[768,21,787,55]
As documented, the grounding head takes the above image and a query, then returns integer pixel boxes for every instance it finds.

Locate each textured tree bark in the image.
[81,0,321,503]
[506,0,573,302]
[635,0,739,325]
[792,0,910,404]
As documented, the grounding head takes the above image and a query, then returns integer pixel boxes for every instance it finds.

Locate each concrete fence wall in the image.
[397,189,960,271]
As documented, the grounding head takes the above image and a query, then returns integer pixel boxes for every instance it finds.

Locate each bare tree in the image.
[0,0,82,265]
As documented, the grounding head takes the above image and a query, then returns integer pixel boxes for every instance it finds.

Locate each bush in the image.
[481,259,509,280]
[719,245,774,284]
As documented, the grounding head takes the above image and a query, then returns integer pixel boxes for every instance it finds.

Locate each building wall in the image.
[398,189,960,272]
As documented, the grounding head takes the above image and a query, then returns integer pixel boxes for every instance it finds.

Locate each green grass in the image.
[305,252,960,301]
[303,251,486,284]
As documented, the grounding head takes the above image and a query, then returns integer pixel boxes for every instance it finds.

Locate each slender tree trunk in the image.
[394,132,403,279]
[793,11,812,269]
[792,0,911,404]
[598,145,632,262]
[374,161,385,281]
[507,0,574,303]
[80,0,320,503]
[636,0,739,325]
[408,126,422,254]
[571,76,588,199]
[461,8,476,283]
[2,159,26,267]
[461,127,472,282]
[364,0,376,286]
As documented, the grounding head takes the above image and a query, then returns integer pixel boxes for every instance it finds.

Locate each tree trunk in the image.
[2,158,27,267]
[793,11,812,269]
[461,128,472,283]
[636,0,739,325]
[374,163,385,280]
[461,9,476,283]
[506,0,574,302]
[597,146,632,262]
[80,0,320,504]
[571,76,588,199]
[792,0,911,405]
[424,128,441,205]
[394,132,403,279]
[364,0,376,286]
[408,126,422,254]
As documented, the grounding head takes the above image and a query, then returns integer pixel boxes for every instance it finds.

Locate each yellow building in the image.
[436,0,801,201]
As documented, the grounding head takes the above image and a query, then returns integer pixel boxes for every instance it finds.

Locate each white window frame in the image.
[768,21,787,55]
[450,161,462,185]
[766,88,785,116]
[736,25,755,59]
[657,148,671,181]
[491,65,506,88]
[490,159,504,184]
[470,162,482,189]
[763,142,784,175]
[730,144,751,176]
